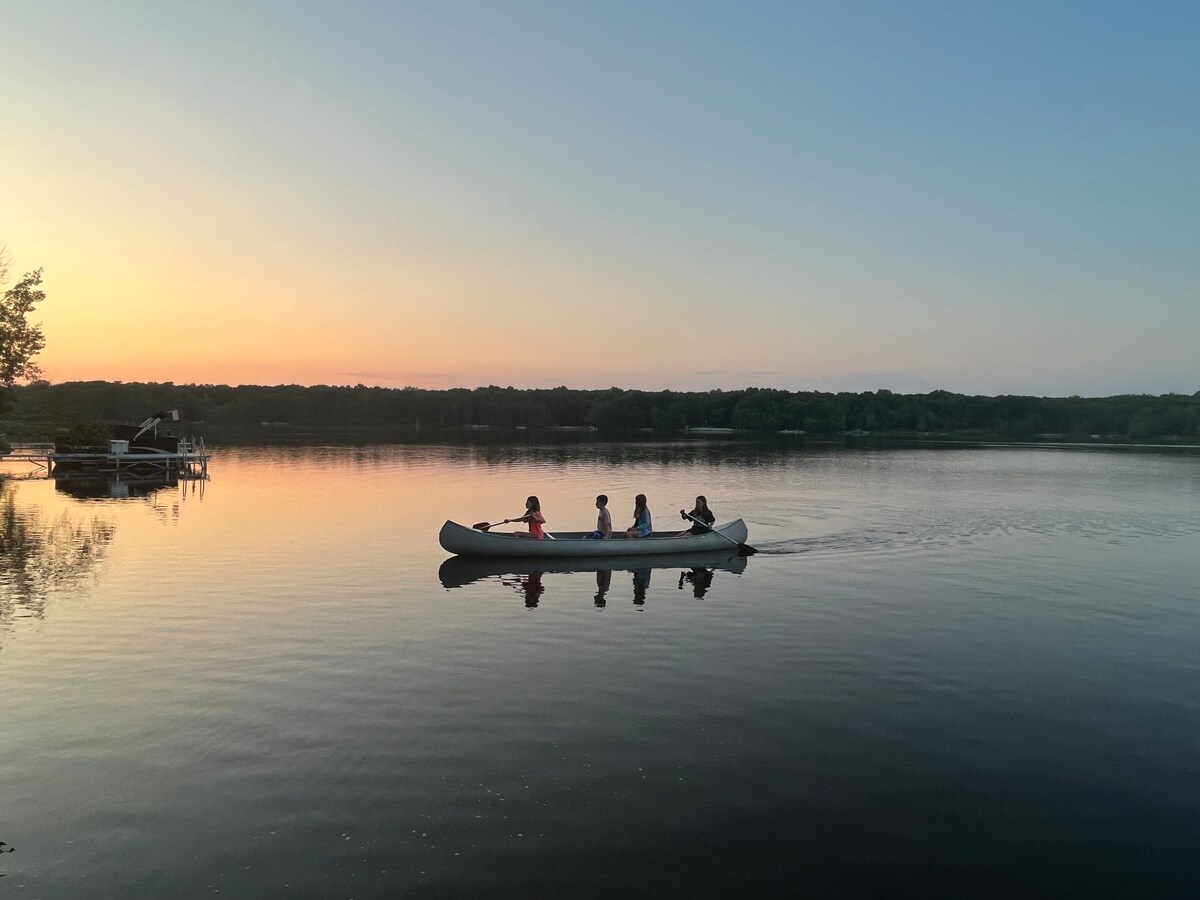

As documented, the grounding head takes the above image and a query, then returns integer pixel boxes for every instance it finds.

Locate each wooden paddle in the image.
[472,518,511,532]
[685,512,757,556]
[473,514,556,538]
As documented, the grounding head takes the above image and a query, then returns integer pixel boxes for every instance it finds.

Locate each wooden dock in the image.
[1,442,55,473]
[2,440,210,479]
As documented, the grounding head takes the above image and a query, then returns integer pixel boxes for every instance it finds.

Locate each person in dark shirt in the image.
[678,495,715,536]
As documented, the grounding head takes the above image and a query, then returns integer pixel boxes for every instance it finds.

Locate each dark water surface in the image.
[2,443,1198,897]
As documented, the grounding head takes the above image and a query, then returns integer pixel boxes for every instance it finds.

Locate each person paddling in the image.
[678,495,715,536]
[506,496,546,539]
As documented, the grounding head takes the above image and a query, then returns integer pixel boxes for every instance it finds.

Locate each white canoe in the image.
[439,518,749,558]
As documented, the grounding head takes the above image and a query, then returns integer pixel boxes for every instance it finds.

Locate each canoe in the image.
[438,518,749,558]
[439,548,748,589]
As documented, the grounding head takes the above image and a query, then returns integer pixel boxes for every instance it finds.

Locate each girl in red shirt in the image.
[506,496,546,539]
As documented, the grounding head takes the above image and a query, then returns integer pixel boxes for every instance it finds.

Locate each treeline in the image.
[5,380,1200,439]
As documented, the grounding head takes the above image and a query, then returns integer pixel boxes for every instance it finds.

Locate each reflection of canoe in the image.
[439,518,749,557]
[439,548,747,589]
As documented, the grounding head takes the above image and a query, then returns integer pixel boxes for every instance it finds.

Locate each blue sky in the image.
[2,1,1197,395]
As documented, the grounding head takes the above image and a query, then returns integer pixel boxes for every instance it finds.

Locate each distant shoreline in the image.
[3,380,1198,444]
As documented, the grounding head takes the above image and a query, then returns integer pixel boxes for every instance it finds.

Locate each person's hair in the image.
[633,493,647,518]
[597,494,608,505]
[526,495,540,512]
[695,495,709,512]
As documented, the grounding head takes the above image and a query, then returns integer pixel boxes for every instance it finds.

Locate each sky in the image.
[1,1,1197,397]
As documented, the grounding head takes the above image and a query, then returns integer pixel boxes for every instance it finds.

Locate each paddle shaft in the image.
[472,518,516,531]
[474,513,549,535]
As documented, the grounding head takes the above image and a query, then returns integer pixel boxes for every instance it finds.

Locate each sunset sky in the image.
[2,1,1197,396]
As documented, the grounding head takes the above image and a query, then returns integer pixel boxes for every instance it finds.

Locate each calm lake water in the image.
[2,440,1199,898]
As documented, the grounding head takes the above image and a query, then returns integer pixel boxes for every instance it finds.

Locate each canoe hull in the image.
[439,518,749,558]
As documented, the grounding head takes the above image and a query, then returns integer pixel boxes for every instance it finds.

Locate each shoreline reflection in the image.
[439,550,748,607]
[0,479,116,643]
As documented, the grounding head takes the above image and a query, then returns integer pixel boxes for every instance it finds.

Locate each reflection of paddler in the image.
[522,572,544,607]
[678,567,715,598]
[595,569,611,607]
[501,572,545,608]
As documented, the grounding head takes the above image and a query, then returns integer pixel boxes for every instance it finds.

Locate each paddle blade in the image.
[472,522,491,531]
[737,544,758,557]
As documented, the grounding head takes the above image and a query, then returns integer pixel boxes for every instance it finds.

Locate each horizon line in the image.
[11,379,1199,402]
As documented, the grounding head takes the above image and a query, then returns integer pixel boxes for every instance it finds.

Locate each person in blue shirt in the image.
[624,493,653,538]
